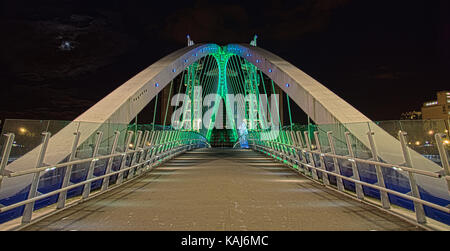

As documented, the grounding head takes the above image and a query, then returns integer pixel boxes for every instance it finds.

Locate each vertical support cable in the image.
[163,80,174,127]
[152,94,158,131]
[286,93,293,131]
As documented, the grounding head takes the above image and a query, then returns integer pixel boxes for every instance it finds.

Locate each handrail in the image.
[249,128,450,226]
[0,129,210,226]
[4,138,207,178]
[0,143,197,214]
[250,139,442,178]
[253,143,450,212]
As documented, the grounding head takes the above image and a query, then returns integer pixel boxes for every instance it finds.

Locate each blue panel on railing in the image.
[0,158,126,224]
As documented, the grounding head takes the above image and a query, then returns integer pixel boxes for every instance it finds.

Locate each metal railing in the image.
[0,128,210,226]
[250,129,450,226]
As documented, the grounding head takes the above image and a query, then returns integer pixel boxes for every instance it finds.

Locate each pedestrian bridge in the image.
[18,149,424,231]
[0,40,449,231]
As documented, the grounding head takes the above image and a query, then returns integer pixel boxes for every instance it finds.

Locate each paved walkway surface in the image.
[22,148,422,231]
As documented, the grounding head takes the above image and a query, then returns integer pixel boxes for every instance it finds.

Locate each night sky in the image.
[0,0,449,124]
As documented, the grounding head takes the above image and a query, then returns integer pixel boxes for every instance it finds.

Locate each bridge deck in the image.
[22,148,422,231]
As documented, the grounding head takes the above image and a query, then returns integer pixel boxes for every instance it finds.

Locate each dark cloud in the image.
[256,0,351,40]
[162,4,251,45]
[161,0,352,44]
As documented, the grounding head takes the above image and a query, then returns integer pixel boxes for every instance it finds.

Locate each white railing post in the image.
[327,132,345,192]
[144,131,156,171]
[22,132,51,224]
[367,131,391,209]
[117,131,133,185]
[0,133,15,190]
[290,130,300,168]
[127,130,142,180]
[434,133,450,193]
[101,131,120,192]
[398,131,426,224]
[82,131,103,199]
[344,132,364,200]
[296,131,308,175]
[303,131,319,180]
[57,131,81,209]
[136,130,150,175]
[314,131,330,186]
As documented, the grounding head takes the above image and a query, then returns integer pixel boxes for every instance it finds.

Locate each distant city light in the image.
[443,140,450,145]
[424,101,438,106]
[18,127,27,134]
[415,141,421,146]
[428,130,434,135]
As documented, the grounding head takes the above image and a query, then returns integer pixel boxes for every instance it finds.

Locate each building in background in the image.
[421,91,450,120]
